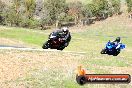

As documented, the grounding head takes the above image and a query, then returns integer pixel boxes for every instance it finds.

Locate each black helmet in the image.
[116,37,121,42]
[62,27,69,34]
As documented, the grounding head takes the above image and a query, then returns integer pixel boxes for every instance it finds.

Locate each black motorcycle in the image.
[42,32,71,50]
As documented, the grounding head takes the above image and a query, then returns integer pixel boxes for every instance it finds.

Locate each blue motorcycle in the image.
[101,40,125,56]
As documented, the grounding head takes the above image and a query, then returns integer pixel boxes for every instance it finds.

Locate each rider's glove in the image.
[59,38,61,41]
[62,38,66,41]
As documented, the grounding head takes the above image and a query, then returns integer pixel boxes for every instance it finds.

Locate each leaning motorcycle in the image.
[101,41,125,56]
[42,32,68,50]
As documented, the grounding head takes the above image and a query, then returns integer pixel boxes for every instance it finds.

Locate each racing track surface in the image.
[0,45,86,54]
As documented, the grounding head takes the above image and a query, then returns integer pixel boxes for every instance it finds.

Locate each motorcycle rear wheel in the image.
[113,51,120,56]
[57,46,65,50]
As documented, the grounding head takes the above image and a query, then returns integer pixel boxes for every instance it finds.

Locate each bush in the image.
[43,0,66,24]
[82,3,97,18]
[58,12,74,22]
[21,18,39,29]
[0,0,6,25]
[110,0,121,14]
[92,0,109,14]
[67,1,83,24]
[126,0,132,12]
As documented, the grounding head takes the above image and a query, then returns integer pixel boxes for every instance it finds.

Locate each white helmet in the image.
[62,27,69,34]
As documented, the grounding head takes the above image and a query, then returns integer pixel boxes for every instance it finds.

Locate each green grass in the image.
[84,58,129,67]
[0,26,49,47]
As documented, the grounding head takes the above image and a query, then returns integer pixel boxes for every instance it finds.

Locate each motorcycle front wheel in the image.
[42,41,49,49]
[101,49,107,54]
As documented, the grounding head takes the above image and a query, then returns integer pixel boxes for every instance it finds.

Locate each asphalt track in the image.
[0,45,86,54]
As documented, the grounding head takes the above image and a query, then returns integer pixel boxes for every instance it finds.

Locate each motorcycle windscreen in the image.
[49,32,59,40]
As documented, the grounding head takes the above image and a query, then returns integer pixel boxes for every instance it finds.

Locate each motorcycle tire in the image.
[101,49,107,54]
[57,46,65,50]
[113,51,120,56]
[42,41,49,49]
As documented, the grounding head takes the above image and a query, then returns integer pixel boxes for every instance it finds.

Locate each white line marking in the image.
[0,47,86,54]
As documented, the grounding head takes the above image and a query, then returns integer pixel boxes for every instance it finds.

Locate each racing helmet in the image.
[62,27,69,34]
[115,37,121,42]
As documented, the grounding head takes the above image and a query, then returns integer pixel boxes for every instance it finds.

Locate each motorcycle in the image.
[101,40,125,56]
[42,32,69,50]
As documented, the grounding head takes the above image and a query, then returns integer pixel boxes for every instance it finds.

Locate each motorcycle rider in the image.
[112,37,121,49]
[61,27,71,47]
[50,27,71,47]
[113,37,121,44]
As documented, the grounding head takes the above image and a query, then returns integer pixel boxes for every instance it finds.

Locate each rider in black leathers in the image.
[112,37,121,49]
[51,27,71,47]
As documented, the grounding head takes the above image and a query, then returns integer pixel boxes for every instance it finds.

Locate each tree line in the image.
[126,0,132,12]
[0,0,128,30]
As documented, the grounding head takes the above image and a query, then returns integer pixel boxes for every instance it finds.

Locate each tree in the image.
[126,0,132,12]
[0,0,6,12]
[11,0,22,26]
[43,0,66,24]
[0,0,6,24]
[82,3,97,18]
[34,0,44,17]
[67,1,83,24]
[13,0,21,14]
[110,0,121,14]
[0,0,22,26]
[24,0,36,19]
[92,0,109,14]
